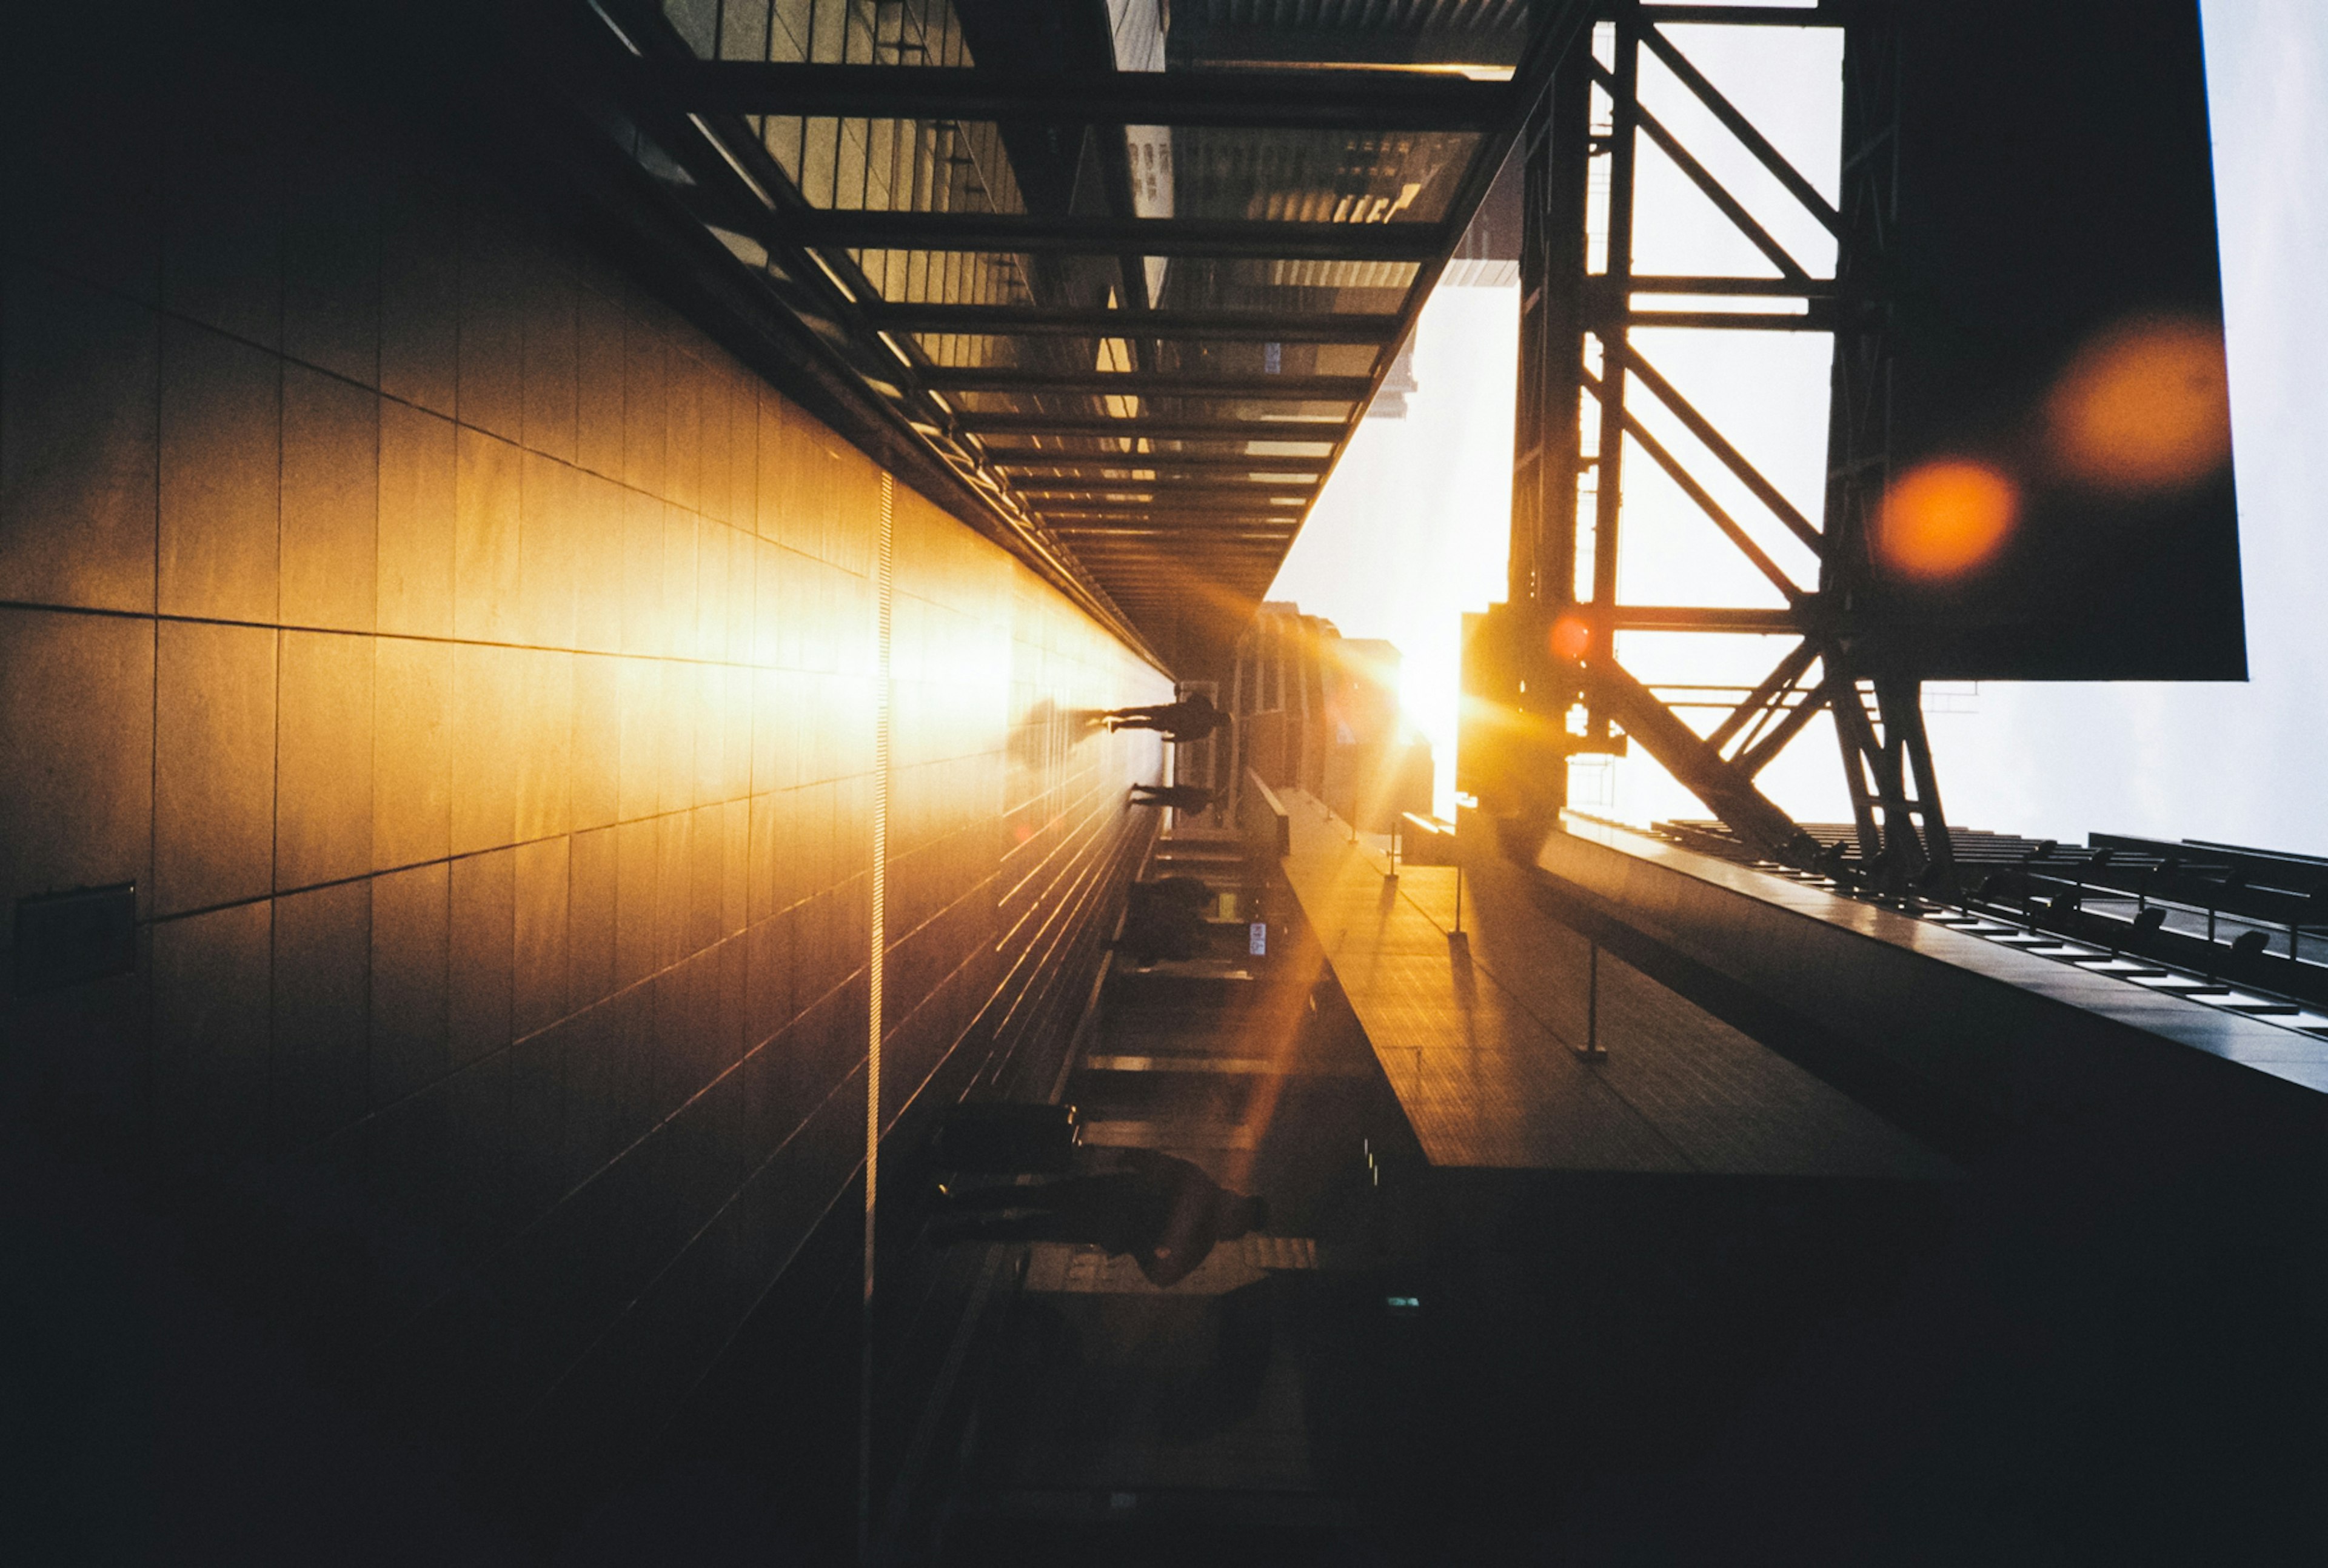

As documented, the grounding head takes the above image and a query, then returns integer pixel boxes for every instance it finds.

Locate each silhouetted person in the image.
[1129,782,1218,812]
[1099,692,1225,741]
[927,1149,1268,1287]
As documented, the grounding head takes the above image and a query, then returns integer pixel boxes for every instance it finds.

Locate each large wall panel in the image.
[0,33,1166,1530]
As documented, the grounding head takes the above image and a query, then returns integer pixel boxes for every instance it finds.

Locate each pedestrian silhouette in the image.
[1098,692,1226,741]
[926,1148,1268,1287]
[1129,782,1218,812]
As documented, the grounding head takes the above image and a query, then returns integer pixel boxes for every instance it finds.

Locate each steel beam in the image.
[1607,607,1804,632]
[1584,16,1642,667]
[1045,537,1299,549]
[1618,344,1823,551]
[1629,309,1831,332]
[868,304,1405,342]
[1017,471,1319,484]
[1014,484,1319,501]
[1623,275,1838,298]
[1477,10,1868,872]
[1735,685,1830,778]
[965,415,1343,438]
[1636,25,1841,236]
[1582,364,1808,604]
[643,61,1510,131]
[1590,658,1822,866]
[996,457,1327,477]
[924,368,1373,399]
[1032,514,1311,527]
[1594,59,1810,282]
[1705,639,1821,753]
[782,210,1447,261]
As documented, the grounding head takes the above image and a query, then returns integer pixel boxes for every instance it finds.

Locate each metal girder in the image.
[781,210,1447,261]
[1734,675,1829,778]
[1587,658,1822,864]
[643,61,1509,131]
[1828,670,1953,892]
[1016,472,1319,486]
[1052,527,1294,538]
[1039,515,1302,529]
[1616,343,1823,550]
[1015,484,1319,501]
[1629,309,1830,332]
[1621,275,1838,298]
[999,457,1325,475]
[1010,467,1322,486]
[922,368,1374,399]
[1594,58,1811,282]
[548,1,1174,667]
[1477,4,1953,877]
[572,0,1596,678]
[1075,558,1282,570]
[1037,512,1303,527]
[1634,23,1841,236]
[1044,533,1300,545]
[1582,362,1809,605]
[1812,15,1952,895]
[868,304,1405,342]
[1706,639,1821,754]
[962,415,1343,438]
[1055,520,1295,532]
[1606,606,1801,632]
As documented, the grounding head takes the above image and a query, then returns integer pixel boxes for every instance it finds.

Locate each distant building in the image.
[1228,604,1433,831]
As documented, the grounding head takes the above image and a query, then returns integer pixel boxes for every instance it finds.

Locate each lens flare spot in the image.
[2047,316,2230,493]
[1878,461,2018,581]
[1548,616,1592,662]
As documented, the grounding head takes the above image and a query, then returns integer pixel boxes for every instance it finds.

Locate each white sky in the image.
[1270,2,2328,853]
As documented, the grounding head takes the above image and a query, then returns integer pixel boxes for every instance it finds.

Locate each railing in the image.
[1240,767,1291,862]
[1644,818,2328,1032]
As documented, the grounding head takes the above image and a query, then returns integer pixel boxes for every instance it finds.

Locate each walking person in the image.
[1129,782,1218,812]
[1097,691,1226,742]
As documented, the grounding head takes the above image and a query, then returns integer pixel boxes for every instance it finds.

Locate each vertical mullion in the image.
[1588,17,1637,636]
[858,469,893,1561]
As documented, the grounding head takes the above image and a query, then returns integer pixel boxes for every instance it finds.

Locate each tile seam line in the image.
[0,596,885,670]
[479,1054,874,1447]
[124,804,837,929]
[1297,832,1707,1173]
[14,253,836,518]
[371,976,871,1357]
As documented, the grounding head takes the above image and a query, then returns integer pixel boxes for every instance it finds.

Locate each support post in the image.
[1575,941,1607,1061]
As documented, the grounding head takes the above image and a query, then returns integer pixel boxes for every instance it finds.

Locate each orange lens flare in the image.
[2047,316,2230,493]
[1548,615,1592,662]
[1876,460,2018,581]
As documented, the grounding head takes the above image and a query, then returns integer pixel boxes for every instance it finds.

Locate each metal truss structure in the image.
[1493,1,1955,892]
[543,0,1953,885]
[554,0,1604,674]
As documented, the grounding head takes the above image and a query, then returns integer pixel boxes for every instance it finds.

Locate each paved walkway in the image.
[1280,792,1953,1178]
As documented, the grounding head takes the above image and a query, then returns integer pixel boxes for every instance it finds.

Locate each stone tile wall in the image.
[0,39,1165,1501]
